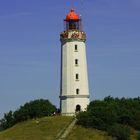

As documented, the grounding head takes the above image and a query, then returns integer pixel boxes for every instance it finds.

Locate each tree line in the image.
[77,96,140,140]
[0,99,56,131]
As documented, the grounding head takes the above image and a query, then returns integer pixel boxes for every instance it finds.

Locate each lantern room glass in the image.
[64,19,82,31]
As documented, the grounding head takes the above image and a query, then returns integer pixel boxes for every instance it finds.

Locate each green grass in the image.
[67,125,116,140]
[0,116,138,140]
[67,125,139,140]
[0,116,73,140]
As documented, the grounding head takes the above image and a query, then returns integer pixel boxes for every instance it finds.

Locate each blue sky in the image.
[0,0,140,117]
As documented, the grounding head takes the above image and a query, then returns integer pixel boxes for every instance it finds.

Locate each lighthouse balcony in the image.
[60,30,86,42]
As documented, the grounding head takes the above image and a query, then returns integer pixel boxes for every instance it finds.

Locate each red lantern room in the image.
[64,8,82,31]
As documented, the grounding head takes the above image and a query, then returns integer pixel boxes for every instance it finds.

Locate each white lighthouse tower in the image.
[60,8,90,116]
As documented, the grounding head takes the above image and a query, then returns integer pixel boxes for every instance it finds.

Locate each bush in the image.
[132,112,140,130]
[77,97,140,130]
[13,99,56,123]
[108,124,131,140]
[0,99,56,131]
[76,96,140,139]
[77,108,116,130]
[0,111,14,130]
[77,112,89,127]
[77,112,106,129]
[137,132,140,140]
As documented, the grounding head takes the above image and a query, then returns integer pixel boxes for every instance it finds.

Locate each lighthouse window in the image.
[75,45,78,51]
[76,74,79,80]
[75,59,78,65]
[76,89,79,95]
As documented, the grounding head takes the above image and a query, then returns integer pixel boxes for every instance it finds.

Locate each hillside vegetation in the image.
[0,116,73,140]
[0,116,118,140]
[77,96,140,140]
[67,125,116,140]
[0,97,139,140]
[0,116,137,140]
[0,99,56,131]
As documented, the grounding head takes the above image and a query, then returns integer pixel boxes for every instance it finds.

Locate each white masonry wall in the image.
[61,40,90,116]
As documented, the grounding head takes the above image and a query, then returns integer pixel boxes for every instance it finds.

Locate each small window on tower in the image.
[76,89,79,95]
[75,45,78,51]
[75,59,78,66]
[76,74,79,81]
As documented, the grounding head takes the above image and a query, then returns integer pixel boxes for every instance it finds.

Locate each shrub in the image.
[76,96,140,139]
[0,99,56,131]
[0,111,14,130]
[108,124,131,140]
[77,112,106,129]
[137,132,140,140]
[132,112,140,130]
[13,99,56,123]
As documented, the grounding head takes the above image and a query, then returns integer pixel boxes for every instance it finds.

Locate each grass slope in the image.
[0,116,137,140]
[67,125,116,140]
[0,116,73,140]
[67,125,138,140]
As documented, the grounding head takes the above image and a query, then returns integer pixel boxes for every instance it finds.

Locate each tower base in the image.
[60,95,89,116]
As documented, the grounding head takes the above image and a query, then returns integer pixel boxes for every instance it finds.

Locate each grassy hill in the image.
[0,116,73,140]
[67,125,116,140]
[67,125,138,140]
[0,116,138,140]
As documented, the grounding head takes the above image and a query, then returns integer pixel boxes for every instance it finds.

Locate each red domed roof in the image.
[66,8,80,21]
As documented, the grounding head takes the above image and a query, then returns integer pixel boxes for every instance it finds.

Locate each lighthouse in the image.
[60,9,90,116]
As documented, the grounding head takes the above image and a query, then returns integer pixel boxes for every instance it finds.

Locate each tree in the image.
[76,96,140,139]
[13,99,56,123]
[0,99,56,131]
[0,111,14,130]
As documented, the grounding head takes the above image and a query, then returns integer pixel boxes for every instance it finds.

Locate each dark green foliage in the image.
[137,132,140,140]
[132,111,140,130]
[108,124,130,140]
[13,99,56,123]
[0,99,56,131]
[0,111,14,130]
[77,96,140,139]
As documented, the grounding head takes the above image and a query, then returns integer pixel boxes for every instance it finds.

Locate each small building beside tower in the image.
[60,9,90,116]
